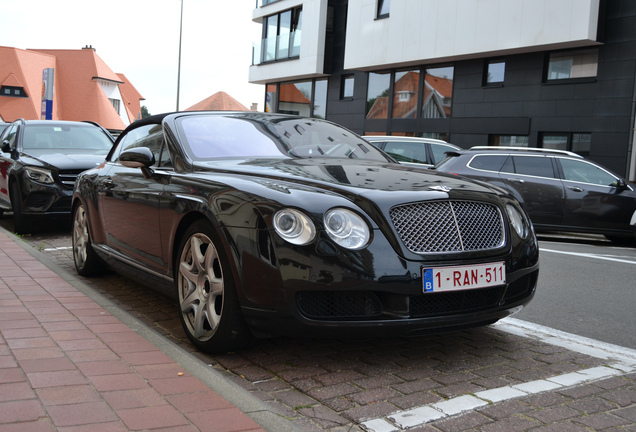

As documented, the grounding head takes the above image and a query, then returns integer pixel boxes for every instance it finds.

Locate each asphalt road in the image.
[516,232,636,350]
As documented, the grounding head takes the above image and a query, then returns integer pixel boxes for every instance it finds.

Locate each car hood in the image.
[194,158,508,201]
[20,152,106,171]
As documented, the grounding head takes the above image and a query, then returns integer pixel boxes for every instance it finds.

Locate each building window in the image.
[377,0,390,18]
[422,66,453,118]
[0,86,27,98]
[279,81,312,116]
[109,98,120,114]
[485,59,505,86]
[261,7,302,64]
[546,49,598,81]
[341,74,354,99]
[366,72,391,119]
[393,70,419,119]
[313,79,328,119]
[540,132,591,156]
[266,79,328,119]
[265,84,278,113]
[490,135,529,147]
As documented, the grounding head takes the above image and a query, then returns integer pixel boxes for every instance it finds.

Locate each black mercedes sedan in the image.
[72,111,539,354]
[0,119,115,233]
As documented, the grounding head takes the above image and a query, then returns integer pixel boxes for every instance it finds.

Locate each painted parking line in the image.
[361,318,636,432]
[44,246,72,251]
[540,248,636,265]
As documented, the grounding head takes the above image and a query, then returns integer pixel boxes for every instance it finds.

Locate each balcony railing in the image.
[256,0,282,7]
[252,30,301,65]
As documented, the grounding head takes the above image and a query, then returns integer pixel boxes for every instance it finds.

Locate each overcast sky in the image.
[4,0,264,115]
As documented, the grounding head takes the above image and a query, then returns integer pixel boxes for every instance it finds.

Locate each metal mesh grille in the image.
[297,291,382,319]
[390,201,505,253]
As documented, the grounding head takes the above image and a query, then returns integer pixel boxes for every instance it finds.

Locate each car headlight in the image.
[324,208,370,250]
[25,167,55,184]
[506,204,528,239]
[273,208,316,245]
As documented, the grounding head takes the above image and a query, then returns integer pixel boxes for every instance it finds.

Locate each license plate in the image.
[422,262,506,293]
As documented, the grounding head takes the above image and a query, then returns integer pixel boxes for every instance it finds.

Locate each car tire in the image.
[10,182,31,234]
[72,202,104,276]
[176,220,252,354]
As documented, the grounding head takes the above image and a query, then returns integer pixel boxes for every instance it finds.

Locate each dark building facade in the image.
[250,0,636,180]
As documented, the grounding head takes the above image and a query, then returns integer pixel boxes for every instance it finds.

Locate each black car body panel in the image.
[0,119,114,232]
[72,112,539,350]
[436,148,636,240]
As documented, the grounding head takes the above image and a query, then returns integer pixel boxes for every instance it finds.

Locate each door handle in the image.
[567,186,583,192]
[507,178,525,184]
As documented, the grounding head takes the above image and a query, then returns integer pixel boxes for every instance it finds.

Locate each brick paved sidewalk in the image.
[0,231,292,431]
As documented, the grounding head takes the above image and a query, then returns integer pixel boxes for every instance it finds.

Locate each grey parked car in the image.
[436,147,636,243]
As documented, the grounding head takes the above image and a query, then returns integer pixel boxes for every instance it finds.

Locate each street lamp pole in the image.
[176,0,184,111]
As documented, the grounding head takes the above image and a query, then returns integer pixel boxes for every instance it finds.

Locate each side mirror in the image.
[616,179,628,191]
[119,147,155,169]
[1,140,11,153]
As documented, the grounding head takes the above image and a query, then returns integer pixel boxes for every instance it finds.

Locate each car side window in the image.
[468,155,508,172]
[383,141,428,164]
[559,158,619,186]
[430,143,457,165]
[1,124,18,151]
[511,156,555,178]
[113,124,168,167]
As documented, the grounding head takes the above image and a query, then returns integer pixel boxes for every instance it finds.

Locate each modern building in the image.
[249,0,636,181]
[0,45,144,132]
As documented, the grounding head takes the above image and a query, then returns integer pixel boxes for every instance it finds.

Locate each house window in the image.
[393,70,419,118]
[109,98,120,114]
[540,132,591,156]
[366,72,391,119]
[341,74,354,99]
[0,86,27,98]
[422,66,453,118]
[490,135,529,147]
[546,49,598,81]
[485,60,505,86]
[377,0,390,18]
[261,7,302,63]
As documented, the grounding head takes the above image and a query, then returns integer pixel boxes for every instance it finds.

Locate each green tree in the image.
[141,106,151,119]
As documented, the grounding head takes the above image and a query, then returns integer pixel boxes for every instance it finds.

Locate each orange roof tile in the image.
[29,48,126,129]
[117,73,145,123]
[186,91,249,111]
[0,46,142,130]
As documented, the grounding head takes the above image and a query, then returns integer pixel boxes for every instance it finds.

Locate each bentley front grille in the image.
[390,201,505,253]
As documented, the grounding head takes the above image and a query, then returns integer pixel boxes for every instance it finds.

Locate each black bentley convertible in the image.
[72,111,539,353]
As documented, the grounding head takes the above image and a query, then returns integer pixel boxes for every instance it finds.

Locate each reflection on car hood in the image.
[20,152,106,171]
[195,158,504,197]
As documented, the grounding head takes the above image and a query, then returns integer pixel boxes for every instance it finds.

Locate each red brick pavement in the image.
[0,231,267,431]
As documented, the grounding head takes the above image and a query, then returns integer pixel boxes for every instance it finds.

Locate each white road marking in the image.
[360,318,636,432]
[540,247,636,265]
[44,246,72,251]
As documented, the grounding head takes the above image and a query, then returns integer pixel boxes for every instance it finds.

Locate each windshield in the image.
[23,124,113,156]
[177,115,391,162]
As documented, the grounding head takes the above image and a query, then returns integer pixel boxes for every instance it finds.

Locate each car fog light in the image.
[273,209,316,245]
[324,208,370,250]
